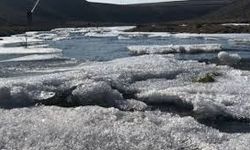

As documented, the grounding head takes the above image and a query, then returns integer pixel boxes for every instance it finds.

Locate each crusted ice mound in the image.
[127,44,222,55]
[1,54,250,121]
[0,55,211,108]
[133,69,250,120]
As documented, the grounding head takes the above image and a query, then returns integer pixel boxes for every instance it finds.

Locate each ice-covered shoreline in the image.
[1,26,250,149]
[1,54,250,149]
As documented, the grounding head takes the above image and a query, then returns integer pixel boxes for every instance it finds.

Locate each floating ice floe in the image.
[218,51,241,66]
[0,54,67,62]
[0,47,62,55]
[127,44,222,55]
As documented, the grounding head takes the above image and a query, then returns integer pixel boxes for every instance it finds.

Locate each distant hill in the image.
[0,0,233,25]
[202,0,250,22]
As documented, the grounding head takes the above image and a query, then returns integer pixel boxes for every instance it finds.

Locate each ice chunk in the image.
[30,91,56,101]
[218,51,241,65]
[71,80,123,106]
[127,44,222,55]
[136,89,183,104]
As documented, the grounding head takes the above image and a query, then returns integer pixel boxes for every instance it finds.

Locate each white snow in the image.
[128,44,222,55]
[87,0,186,5]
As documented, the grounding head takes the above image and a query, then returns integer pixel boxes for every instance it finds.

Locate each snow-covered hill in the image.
[87,0,186,5]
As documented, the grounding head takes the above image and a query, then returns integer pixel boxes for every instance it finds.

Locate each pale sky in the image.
[86,0,186,5]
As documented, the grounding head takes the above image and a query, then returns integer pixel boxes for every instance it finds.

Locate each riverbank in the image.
[128,23,250,33]
[2,22,250,37]
[0,22,130,37]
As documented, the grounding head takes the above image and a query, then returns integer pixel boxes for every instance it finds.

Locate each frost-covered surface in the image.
[1,106,250,150]
[128,44,222,55]
[0,106,227,150]
[1,27,250,149]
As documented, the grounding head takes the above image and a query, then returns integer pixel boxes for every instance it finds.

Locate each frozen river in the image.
[1,26,250,149]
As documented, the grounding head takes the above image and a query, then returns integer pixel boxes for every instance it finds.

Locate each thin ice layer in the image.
[0,54,66,62]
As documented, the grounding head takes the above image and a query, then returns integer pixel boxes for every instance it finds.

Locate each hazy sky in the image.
[86,0,185,5]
